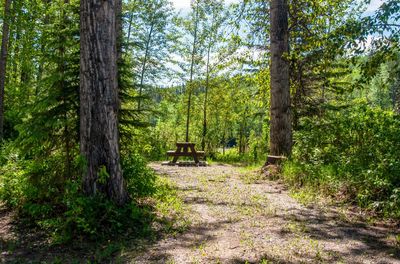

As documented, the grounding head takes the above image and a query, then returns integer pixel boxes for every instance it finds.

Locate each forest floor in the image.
[130,163,400,264]
[1,163,400,263]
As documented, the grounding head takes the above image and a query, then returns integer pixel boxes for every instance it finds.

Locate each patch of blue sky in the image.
[364,0,385,15]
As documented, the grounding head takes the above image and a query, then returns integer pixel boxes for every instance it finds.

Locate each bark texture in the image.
[0,0,12,140]
[269,0,292,158]
[80,0,128,205]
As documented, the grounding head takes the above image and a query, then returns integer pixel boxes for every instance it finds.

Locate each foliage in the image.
[150,71,269,161]
[0,143,181,243]
[282,101,400,218]
[122,149,157,198]
[0,143,29,207]
[213,147,266,165]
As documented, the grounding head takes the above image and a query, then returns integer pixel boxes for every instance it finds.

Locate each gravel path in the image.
[132,163,400,264]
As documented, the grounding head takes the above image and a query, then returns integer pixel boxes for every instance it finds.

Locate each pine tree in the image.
[15,0,80,193]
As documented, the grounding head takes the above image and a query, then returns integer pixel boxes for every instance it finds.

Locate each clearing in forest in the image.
[1,163,399,263]
[131,163,400,264]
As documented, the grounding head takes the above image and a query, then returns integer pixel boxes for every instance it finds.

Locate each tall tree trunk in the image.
[80,0,128,205]
[268,0,292,161]
[61,0,71,178]
[201,43,211,151]
[126,0,137,43]
[137,22,154,111]
[127,13,134,44]
[36,0,51,95]
[0,0,12,140]
[115,0,122,59]
[185,1,199,143]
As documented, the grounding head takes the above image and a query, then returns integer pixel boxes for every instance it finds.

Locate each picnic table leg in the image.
[171,145,182,164]
[189,145,200,164]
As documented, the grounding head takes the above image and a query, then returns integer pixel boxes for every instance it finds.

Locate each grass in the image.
[290,188,320,206]
[239,229,255,249]
[152,175,191,236]
[283,220,309,235]
[238,163,265,184]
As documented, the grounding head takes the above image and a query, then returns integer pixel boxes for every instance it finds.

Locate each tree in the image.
[268,0,291,161]
[12,0,80,200]
[200,0,226,151]
[185,0,201,143]
[0,0,12,140]
[288,0,360,127]
[132,0,174,111]
[357,0,400,112]
[80,0,128,205]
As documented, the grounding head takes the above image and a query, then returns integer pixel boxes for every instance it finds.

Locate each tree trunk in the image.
[126,0,137,43]
[61,0,71,178]
[0,0,12,140]
[36,0,50,95]
[201,43,211,151]
[268,0,292,161]
[138,22,154,111]
[185,1,199,143]
[115,0,122,59]
[80,0,128,205]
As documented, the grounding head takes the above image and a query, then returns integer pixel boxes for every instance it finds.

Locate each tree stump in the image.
[266,155,286,165]
[261,155,286,178]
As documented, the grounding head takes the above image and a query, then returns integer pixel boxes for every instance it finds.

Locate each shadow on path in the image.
[131,163,400,263]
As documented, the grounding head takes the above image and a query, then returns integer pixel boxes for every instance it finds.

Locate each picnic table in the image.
[163,142,206,166]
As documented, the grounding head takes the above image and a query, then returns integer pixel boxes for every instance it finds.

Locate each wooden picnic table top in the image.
[167,151,204,156]
[176,142,196,146]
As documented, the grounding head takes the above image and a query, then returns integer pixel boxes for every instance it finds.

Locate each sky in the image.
[366,0,385,13]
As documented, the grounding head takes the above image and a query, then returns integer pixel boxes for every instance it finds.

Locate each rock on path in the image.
[131,163,400,264]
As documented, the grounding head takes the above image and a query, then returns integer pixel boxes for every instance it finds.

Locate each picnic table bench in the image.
[163,142,206,166]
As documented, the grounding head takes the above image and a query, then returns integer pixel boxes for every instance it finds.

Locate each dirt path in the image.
[132,163,400,264]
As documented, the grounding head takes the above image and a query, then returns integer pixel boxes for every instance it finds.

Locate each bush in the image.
[0,143,30,207]
[55,180,150,243]
[122,151,157,198]
[284,100,400,218]
[214,148,244,163]
[0,144,164,243]
[214,147,266,165]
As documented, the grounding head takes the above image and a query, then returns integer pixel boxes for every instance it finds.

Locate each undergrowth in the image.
[212,148,266,166]
[0,143,186,254]
[280,101,400,219]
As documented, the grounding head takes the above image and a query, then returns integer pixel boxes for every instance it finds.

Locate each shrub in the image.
[214,147,266,165]
[0,143,30,207]
[0,144,165,243]
[214,148,244,163]
[122,151,157,198]
[284,100,400,218]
